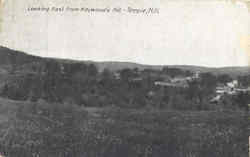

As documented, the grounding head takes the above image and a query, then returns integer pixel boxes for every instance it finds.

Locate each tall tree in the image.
[88,64,98,77]
[217,74,232,85]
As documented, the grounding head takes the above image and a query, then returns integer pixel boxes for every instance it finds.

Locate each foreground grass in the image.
[0,98,248,157]
[88,108,248,157]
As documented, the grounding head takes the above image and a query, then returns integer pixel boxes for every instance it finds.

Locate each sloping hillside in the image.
[0,97,247,157]
[0,45,249,77]
[0,46,41,66]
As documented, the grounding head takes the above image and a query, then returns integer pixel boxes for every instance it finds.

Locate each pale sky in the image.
[0,0,249,67]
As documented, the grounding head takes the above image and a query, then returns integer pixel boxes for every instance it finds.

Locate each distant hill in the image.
[93,62,250,78]
[0,45,249,77]
[92,62,209,72]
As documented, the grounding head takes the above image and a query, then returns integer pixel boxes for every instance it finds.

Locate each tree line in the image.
[1,60,250,110]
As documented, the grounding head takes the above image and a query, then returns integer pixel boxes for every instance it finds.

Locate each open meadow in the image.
[0,98,248,157]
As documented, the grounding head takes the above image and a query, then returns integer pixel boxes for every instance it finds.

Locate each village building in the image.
[114,72,120,80]
[210,95,222,103]
[154,81,189,88]
[130,77,143,82]
[226,80,238,89]
[211,79,250,103]
[154,71,200,88]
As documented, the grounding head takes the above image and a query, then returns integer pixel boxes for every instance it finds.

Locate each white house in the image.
[226,80,238,88]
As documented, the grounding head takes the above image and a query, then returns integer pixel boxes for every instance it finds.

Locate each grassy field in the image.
[87,108,249,157]
[0,98,248,157]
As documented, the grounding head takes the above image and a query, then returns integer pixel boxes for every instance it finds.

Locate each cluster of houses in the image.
[114,69,200,88]
[114,69,250,104]
[154,72,200,88]
[152,71,250,104]
[210,80,250,103]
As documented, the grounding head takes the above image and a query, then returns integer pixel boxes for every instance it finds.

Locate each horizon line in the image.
[1,45,249,69]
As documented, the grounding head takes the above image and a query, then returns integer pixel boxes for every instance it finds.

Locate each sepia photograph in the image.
[0,0,249,156]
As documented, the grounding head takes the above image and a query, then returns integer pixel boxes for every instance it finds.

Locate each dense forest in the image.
[1,58,250,111]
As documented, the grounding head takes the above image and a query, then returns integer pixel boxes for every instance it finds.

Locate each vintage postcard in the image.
[0,0,249,156]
